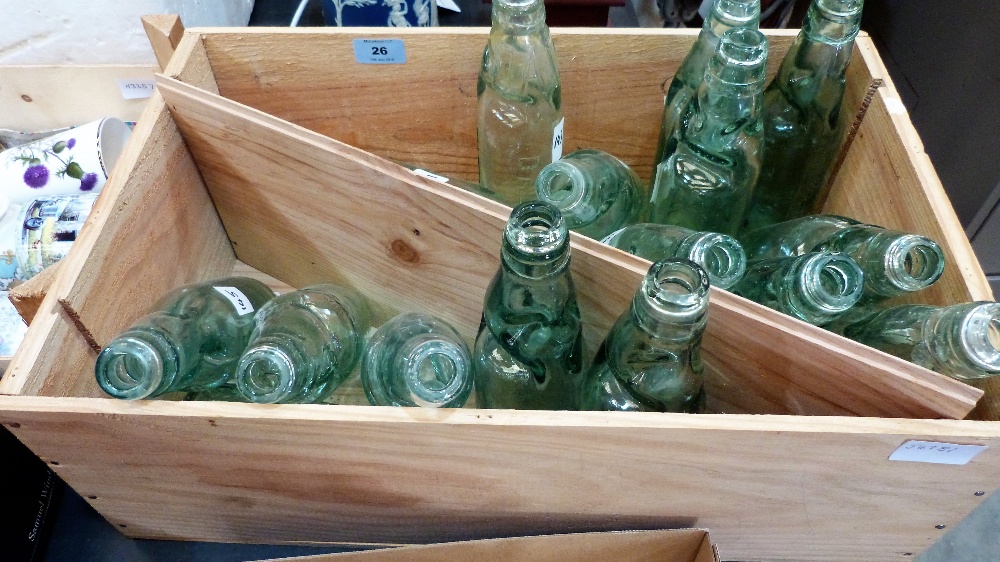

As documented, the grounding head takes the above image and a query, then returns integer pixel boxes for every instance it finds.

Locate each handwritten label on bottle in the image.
[213,286,255,316]
[116,79,157,100]
[889,440,987,465]
[410,168,449,184]
[353,39,406,65]
[552,118,565,162]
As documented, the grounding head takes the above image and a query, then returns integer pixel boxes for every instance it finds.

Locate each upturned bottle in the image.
[95,277,275,400]
[742,0,864,231]
[602,223,747,290]
[730,252,863,325]
[477,0,563,206]
[653,0,761,167]
[649,28,768,236]
[580,259,710,413]
[829,302,1000,382]
[534,149,648,241]
[739,214,945,302]
[362,312,473,408]
[234,284,370,404]
[473,201,584,410]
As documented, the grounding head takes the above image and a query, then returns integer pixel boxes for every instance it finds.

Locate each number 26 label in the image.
[353,39,406,64]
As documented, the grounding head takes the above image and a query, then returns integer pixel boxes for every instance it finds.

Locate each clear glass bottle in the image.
[730,252,863,325]
[739,214,945,302]
[829,302,1000,382]
[580,259,710,413]
[477,0,563,206]
[653,0,761,168]
[95,277,275,400]
[602,223,747,290]
[234,284,370,404]
[473,201,584,410]
[534,149,648,241]
[742,0,865,231]
[361,312,472,408]
[649,28,768,236]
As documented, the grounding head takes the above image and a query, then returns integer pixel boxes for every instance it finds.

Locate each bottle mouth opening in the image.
[801,253,864,312]
[885,236,945,291]
[643,259,711,314]
[504,201,569,259]
[711,0,760,26]
[535,163,586,216]
[95,336,165,400]
[684,233,747,290]
[960,304,1000,375]
[236,345,297,404]
[404,339,472,407]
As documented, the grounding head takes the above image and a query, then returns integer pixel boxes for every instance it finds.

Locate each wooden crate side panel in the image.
[1,398,998,562]
[0,65,153,131]
[1,95,237,398]
[823,38,993,307]
[196,29,797,185]
[156,76,981,419]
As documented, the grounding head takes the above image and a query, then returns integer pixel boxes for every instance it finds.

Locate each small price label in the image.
[889,440,987,465]
[551,118,565,162]
[213,286,255,316]
[116,78,156,100]
[353,39,406,65]
[410,168,449,184]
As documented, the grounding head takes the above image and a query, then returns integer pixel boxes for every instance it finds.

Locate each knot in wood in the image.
[390,239,420,264]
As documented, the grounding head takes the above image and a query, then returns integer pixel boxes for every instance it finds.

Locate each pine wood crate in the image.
[1,28,999,562]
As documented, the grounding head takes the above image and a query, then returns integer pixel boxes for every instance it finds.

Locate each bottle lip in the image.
[882,235,945,293]
[798,253,864,313]
[679,232,747,290]
[957,303,1000,376]
[639,258,711,322]
[710,29,769,87]
[709,0,761,27]
[503,201,570,263]
[535,161,587,221]
[95,335,167,400]
[401,336,472,408]
[235,343,297,404]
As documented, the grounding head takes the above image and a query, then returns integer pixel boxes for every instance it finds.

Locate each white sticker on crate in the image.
[116,78,156,100]
[410,168,449,184]
[213,286,255,316]
[353,39,406,65]
[889,440,987,465]
[552,118,565,162]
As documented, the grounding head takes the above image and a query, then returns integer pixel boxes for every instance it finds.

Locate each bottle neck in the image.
[392,333,471,407]
[492,0,546,33]
[501,201,571,279]
[790,253,863,322]
[631,259,710,340]
[235,335,313,404]
[803,0,863,46]
[693,28,767,140]
[778,0,862,86]
[922,303,1000,380]
[872,233,946,295]
[534,151,629,226]
[676,231,747,290]
[95,329,177,400]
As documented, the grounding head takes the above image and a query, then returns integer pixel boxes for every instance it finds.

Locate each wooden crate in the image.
[0,28,998,562]
[0,64,154,371]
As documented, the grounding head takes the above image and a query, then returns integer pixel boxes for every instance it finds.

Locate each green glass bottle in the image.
[234,284,370,404]
[730,252,863,325]
[653,0,761,168]
[739,214,945,302]
[361,312,472,408]
[580,258,710,413]
[534,149,648,241]
[473,201,584,410]
[829,302,1000,382]
[649,28,768,236]
[602,223,746,290]
[95,277,275,400]
[477,0,563,206]
[742,0,864,231]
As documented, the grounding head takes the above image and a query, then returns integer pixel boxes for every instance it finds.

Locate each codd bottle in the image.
[477,0,563,206]
[473,201,584,410]
[534,149,648,241]
[739,214,945,302]
[742,0,864,231]
[829,302,1000,382]
[95,277,275,400]
[730,252,863,325]
[602,223,747,290]
[649,29,768,236]
[580,259,710,413]
[653,0,761,167]
[361,312,473,408]
[234,284,370,404]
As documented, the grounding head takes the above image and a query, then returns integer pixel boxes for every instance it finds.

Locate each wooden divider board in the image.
[0,397,997,562]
